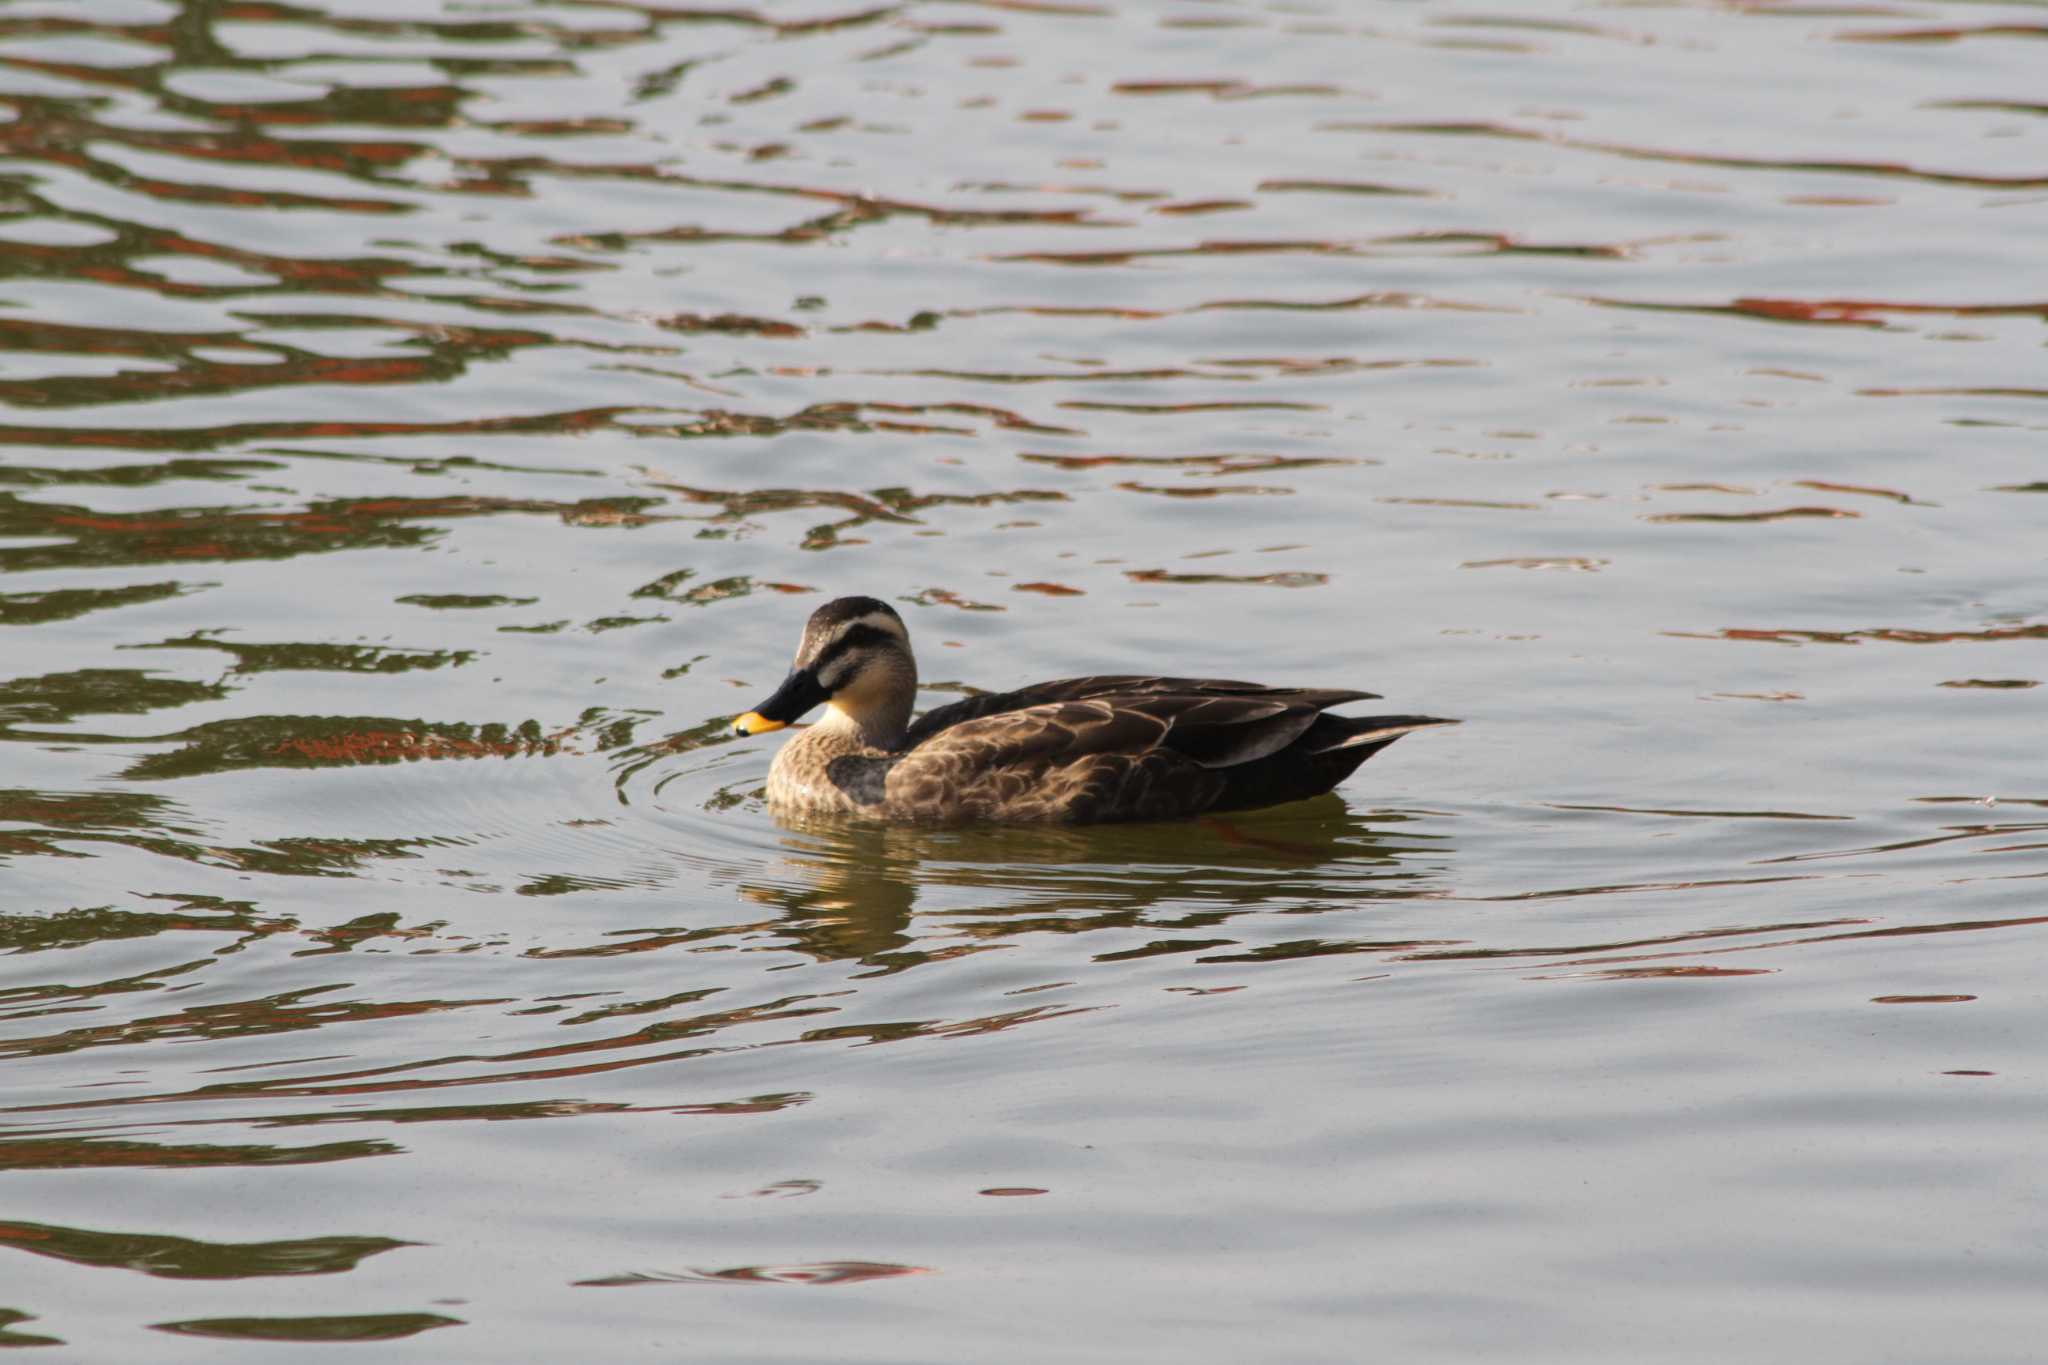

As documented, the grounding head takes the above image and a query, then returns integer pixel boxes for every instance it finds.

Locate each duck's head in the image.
[733,595,918,742]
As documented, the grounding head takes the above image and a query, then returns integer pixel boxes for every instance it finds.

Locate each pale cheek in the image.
[830,678,884,714]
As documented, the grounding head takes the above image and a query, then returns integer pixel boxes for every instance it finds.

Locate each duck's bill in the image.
[733,668,826,736]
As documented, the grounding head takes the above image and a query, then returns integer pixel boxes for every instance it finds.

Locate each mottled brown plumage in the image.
[733,596,1455,825]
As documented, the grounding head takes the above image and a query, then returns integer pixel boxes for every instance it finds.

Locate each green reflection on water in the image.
[0,1137,397,1171]
[0,581,200,627]
[151,1313,461,1342]
[0,1310,62,1348]
[0,1219,412,1280]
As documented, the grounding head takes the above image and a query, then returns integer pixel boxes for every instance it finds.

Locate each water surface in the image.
[1,0,2044,1359]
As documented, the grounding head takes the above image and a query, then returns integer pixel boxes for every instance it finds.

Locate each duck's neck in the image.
[813,697,909,752]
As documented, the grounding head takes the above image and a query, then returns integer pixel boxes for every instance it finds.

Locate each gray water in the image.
[1,0,2044,1358]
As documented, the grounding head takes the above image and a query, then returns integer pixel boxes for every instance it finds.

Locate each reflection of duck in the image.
[747,796,1455,969]
[738,821,920,965]
[733,596,1456,824]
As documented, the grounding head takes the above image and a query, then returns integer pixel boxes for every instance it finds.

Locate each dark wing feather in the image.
[900,675,1379,752]
[1113,694,1312,768]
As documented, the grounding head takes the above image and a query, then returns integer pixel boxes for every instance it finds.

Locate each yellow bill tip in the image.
[733,711,786,736]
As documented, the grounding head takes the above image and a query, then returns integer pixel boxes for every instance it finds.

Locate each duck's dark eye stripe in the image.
[812,623,893,676]
[842,624,895,651]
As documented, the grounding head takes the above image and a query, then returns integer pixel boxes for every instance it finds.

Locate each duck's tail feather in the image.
[1206,714,1457,814]
[1308,714,1461,754]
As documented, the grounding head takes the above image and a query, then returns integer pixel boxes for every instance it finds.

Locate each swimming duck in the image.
[732,595,1456,825]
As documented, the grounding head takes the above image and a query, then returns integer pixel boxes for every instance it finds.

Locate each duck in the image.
[732,595,1457,825]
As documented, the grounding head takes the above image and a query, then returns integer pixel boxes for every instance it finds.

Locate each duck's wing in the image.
[892,687,1384,818]
[886,688,1431,823]
[898,675,1379,753]
[882,697,1205,823]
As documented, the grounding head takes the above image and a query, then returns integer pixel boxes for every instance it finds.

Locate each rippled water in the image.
[2,0,2044,1357]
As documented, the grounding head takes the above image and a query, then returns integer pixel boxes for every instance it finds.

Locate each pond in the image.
[1,0,2043,1358]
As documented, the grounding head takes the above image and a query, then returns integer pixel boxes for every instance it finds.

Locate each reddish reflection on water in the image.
[577,1261,931,1289]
